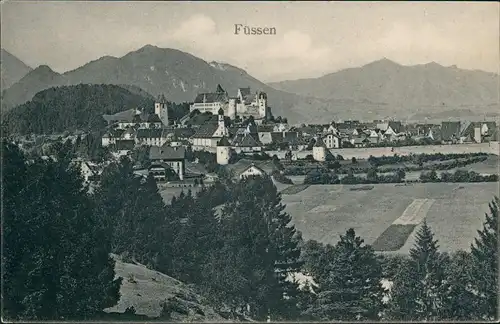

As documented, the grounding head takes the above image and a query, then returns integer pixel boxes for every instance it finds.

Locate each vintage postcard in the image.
[1,1,499,322]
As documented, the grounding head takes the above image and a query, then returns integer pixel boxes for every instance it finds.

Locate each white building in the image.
[190,84,268,121]
[322,133,340,149]
[191,108,230,150]
[313,137,327,162]
[239,164,267,179]
[216,136,232,165]
[149,146,186,181]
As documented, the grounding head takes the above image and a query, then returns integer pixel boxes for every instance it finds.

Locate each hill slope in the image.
[1,65,66,110]
[4,84,154,134]
[104,255,227,321]
[63,45,312,122]
[0,49,33,90]
[269,59,500,120]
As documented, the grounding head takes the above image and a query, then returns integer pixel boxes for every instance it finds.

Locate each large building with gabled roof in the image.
[190,108,231,150]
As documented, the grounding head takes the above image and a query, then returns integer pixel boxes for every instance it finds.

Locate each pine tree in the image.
[94,159,173,267]
[169,189,221,283]
[388,220,449,321]
[93,156,142,255]
[132,174,170,266]
[2,141,121,320]
[304,229,385,321]
[208,175,303,320]
[470,196,499,320]
[442,250,478,320]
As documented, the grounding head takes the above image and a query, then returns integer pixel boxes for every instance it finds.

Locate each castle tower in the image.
[313,137,327,162]
[257,92,267,119]
[216,136,231,165]
[155,94,169,127]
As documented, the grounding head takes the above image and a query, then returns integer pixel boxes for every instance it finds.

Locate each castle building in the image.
[190,84,269,122]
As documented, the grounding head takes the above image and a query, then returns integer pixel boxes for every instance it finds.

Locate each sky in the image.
[2,1,499,82]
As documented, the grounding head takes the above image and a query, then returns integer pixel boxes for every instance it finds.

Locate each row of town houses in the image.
[94,89,499,183]
[101,101,498,157]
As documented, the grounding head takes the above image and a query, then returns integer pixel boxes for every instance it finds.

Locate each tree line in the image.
[3,139,498,321]
[420,169,498,183]
[4,84,193,135]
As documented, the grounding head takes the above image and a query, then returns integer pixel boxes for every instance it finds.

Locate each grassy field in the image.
[282,182,498,253]
[371,224,417,251]
[456,155,499,174]
[281,184,310,195]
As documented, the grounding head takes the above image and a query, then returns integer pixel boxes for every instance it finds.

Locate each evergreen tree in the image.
[300,240,337,285]
[442,251,478,320]
[470,196,499,320]
[169,189,221,283]
[94,158,171,267]
[208,175,303,320]
[132,174,170,267]
[388,220,449,321]
[93,156,141,255]
[2,141,121,320]
[304,229,385,321]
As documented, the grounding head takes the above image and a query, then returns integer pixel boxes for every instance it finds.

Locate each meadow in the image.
[281,182,498,253]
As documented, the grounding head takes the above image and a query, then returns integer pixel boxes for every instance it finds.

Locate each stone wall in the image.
[264,142,499,160]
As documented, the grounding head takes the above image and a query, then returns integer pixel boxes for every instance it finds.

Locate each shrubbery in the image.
[284,153,488,176]
[368,152,488,167]
[420,169,499,183]
[271,171,294,184]
[304,169,405,185]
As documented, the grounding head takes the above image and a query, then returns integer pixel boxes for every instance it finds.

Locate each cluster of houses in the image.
[95,87,499,184]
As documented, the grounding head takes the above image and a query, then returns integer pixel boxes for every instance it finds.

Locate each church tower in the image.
[216,136,231,165]
[257,92,267,119]
[218,108,226,129]
[155,94,169,127]
[216,108,229,137]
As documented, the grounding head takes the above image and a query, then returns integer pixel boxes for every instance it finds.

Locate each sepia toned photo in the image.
[1,1,499,322]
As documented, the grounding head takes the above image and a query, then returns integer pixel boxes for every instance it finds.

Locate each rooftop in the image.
[149,146,186,160]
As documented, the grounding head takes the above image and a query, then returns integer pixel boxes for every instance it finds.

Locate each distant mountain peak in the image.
[364,58,401,68]
[32,65,58,74]
[138,44,159,51]
[1,48,33,89]
[423,61,444,68]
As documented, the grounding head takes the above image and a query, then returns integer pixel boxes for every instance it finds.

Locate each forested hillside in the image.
[4,84,153,134]
[3,139,498,321]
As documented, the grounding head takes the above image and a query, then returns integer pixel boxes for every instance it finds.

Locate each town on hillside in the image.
[3,1,500,322]
[26,83,493,188]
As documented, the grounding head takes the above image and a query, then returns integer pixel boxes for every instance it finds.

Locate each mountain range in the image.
[1,49,33,90]
[1,46,498,124]
[269,58,499,115]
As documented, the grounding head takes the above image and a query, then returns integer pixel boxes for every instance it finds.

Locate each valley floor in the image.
[282,182,498,253]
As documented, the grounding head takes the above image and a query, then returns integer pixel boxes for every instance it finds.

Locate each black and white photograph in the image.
[1,1,499,322]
